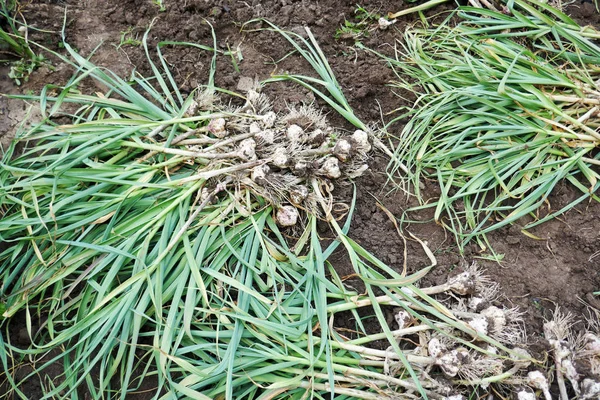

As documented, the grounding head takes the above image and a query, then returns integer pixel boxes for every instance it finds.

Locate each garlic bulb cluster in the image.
[185,88,374,227]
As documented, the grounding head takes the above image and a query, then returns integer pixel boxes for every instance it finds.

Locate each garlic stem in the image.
[554,355,569,400]
[454,364,521,386]
[201,131,257,153]
[346,324,441,345]
[297,146,332,157]
[336,342,434,365]
[295,381,382,400]
[146,124,168,139]
[138,127,211,162]
[549,94,600,105]
[173,160,265,185]
[171,126,211,144]
[124,140,250,160]
[419,282,454,295]
[175,137,218,145]
[327,294,410,312]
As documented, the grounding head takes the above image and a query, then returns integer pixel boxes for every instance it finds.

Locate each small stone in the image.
[237,76,255,92]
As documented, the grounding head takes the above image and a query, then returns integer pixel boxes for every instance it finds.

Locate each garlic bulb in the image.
[276,205,299,227]
[428,338,444,358]
[249,122,261,134]
[346,164,369,179]
[293,161,308,176]
[469,316,489,336]
[468,296,485,312]
[261,111,277,128]
[436,348,470,377]
[208,117,227,138]
[447,270,476,295]
[481,306,506,334]
[582,379,600,399]
[319,157,341,179]
[200,187,212,204]
[584,333,600,355]
[256,129,275,145]
[527,370,548,386]
[251,164,270,184]
[333,139,352,162]
[309,128,326,145]
[516,387,536,400]
[394,310,412,330]
[286,124,305,143]
[526,371,552,400]
[184,99,199,117]
[511,347,532,369]
[272,148,288,168]
[352,129,371,152]
[237,138,257,161]
[289,185,309,205]
[562,358,580,394]
[378,17,395,30]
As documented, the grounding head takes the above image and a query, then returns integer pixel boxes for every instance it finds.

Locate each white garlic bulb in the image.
[333,139,352,162]
[526,371,550,392]
[261,111,277,128]
[293,161,308,176]
[319,157,341,179]
[582,379,600,399]
[237,138,257,161]
[249,122,261,134]
[394,310,412,330]
[309,128,326,145]
[276,205,299,227]
[516,388,536,400]
[481,306,506,334]
[286,124,305,143]
[469,316,489,336]
[208,117,227,138]
[256,129,275,145]
[251,164,270,183]
[428,338,444,359]
[272,147,288,168]
[352,129,371,152]
[289,185,309,205]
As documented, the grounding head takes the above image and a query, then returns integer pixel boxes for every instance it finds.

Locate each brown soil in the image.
[1,0,600,398]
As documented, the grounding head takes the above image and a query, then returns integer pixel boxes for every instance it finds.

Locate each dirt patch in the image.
[2,0,600,397]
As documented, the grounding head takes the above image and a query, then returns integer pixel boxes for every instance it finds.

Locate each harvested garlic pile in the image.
[183,87,373,227]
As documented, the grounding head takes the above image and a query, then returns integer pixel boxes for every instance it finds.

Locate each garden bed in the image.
[1,0,600,398]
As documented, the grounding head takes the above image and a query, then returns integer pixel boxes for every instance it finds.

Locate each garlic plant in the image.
[327,262,541,398]
[538,308,600,400]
